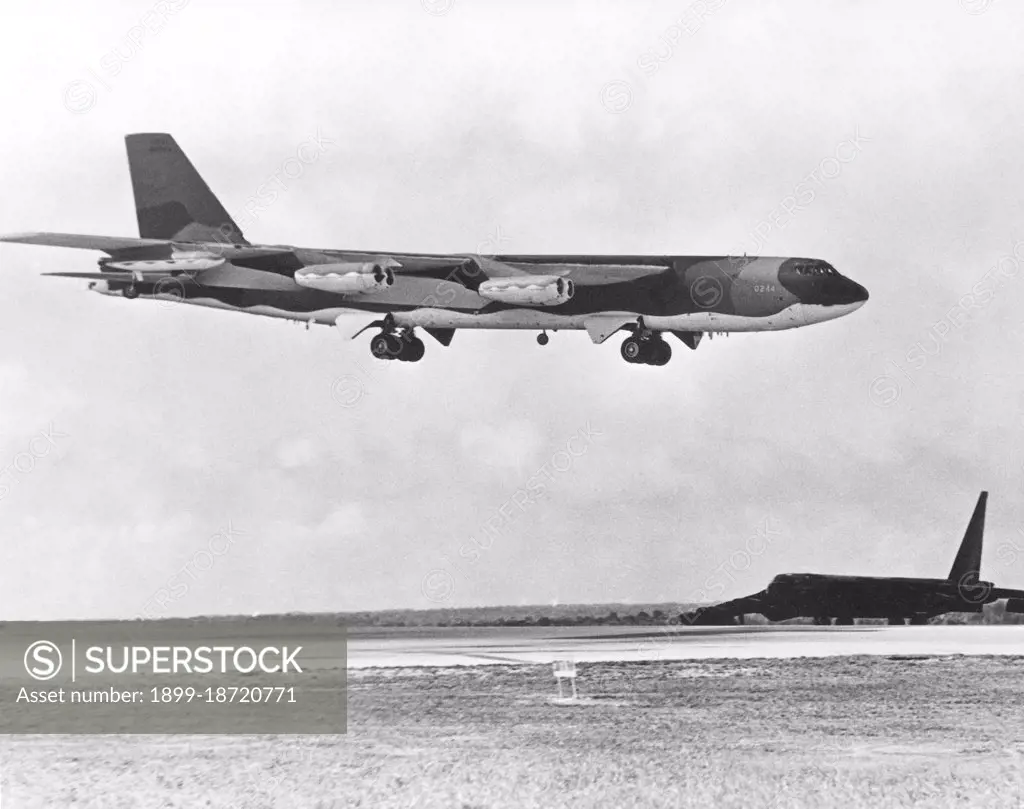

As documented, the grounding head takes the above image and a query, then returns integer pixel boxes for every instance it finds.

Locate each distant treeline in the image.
[231,600,1024,627]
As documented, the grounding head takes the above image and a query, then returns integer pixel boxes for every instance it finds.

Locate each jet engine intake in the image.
[478,275,574,306]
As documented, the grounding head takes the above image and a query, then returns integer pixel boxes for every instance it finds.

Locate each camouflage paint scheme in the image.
[1,134,869,363]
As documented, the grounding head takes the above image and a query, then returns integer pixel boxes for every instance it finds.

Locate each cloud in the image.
[275,436,320,469]
[459,420,543,474]
[315,503,367,540]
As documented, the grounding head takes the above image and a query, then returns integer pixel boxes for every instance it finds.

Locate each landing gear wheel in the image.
[909,615,928,626]
[835,616,854,626]
[887,616,906,626]
[371,330,426,362]
[384,334,403,356]
[370,333,395,359]
[621,337,644,363]
[813,616,830,626]
[401,336,425,363]
[649,340,672,366]
[537,332,549,346]
[122,286,140,300]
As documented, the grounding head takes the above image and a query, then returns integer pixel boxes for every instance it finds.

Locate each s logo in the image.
[24,640,63,681]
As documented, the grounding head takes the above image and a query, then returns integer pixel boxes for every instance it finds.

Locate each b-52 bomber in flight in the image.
[683,492,1024,626]
[1,134,868,365]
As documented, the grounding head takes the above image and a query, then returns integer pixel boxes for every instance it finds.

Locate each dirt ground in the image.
[1,655,1022,808]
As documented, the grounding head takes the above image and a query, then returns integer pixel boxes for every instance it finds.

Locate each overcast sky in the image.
[2,0,1023,620]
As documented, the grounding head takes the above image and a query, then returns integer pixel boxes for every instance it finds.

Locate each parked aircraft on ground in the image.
[683,493,1024,626]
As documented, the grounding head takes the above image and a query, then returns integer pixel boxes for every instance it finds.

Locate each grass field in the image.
[1,655,1022,808]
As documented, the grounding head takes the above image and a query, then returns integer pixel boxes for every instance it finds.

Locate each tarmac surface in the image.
[347,624,1024,667]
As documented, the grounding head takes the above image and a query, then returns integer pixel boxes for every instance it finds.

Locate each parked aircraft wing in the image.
[681,593,770,625]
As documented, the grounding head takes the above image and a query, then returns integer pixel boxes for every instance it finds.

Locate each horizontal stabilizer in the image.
[43,272,136,280]
[1005,598,1024,614]
[1,232,169,253]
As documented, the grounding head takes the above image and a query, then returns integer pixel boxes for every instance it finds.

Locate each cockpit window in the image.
[794,261,838,276]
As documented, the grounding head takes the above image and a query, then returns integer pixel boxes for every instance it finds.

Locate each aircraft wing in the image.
[0,232,295,261]
[385,254,672,288]
[3,233,672,287]
[680,593,771,625]
[499,261,673,287]
[466,255,531,278]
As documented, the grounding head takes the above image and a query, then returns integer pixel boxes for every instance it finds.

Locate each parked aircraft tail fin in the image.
[125,133,247,245]
[947,491,987,582]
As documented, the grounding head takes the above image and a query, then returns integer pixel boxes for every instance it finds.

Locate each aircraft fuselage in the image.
[88,252,869,335]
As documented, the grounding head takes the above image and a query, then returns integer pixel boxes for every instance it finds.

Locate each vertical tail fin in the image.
[124,133,247,245]
[947,491,987,581]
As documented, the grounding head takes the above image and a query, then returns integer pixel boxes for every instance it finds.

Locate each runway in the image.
[347,624,1024,668]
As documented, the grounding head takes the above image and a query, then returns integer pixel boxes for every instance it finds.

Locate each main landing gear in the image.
[621,332,672,366]
[122,285,140,299]
[370,328,425,362]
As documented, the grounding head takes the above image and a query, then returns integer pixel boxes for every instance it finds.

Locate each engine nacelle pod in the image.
[104,256,226,276]
[294,262,395,295]
[477,275,574,306]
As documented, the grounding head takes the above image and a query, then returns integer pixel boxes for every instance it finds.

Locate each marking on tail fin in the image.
[125,133,247,245]
[948,491,988,581]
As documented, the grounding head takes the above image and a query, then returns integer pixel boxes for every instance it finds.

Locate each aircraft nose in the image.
[820,275,868,307]
[777,260,867,308]
[847,280,869,305]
